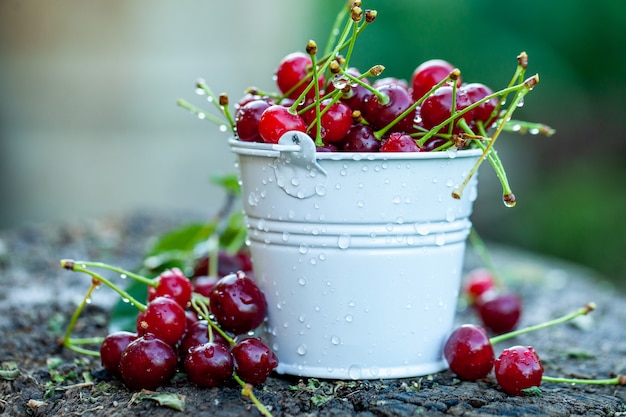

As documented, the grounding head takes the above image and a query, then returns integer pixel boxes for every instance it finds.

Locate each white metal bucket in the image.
[230,131,481,380]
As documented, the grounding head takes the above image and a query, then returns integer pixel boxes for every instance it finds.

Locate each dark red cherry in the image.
[148,268,192,309]
[208,271,267,335]
[100,331,137,378]
[231,337,278,385]
[475,293,522,335]
[178,320,228,360]
[362,84,416,132]
[341,124,381,152]
[118,333,178,391]
[137,296,187,346]
[235,99,272,142]
[443,324,495,380]
[495,345,543,395]
[184,341,234,387]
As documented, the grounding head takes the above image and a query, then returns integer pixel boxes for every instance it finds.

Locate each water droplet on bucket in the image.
[297,344,307,356]
[345,314,353,323]
[348,364,362,380]
[337,234,351,249]
[435,233,446,246]
[446,208,456,222]
[415,222,431,236]
[331,335,341,345]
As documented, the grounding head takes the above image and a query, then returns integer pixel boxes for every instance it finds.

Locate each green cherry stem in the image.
[65,260,155,287]
[468,228,505,287]
[190,294,235,347]
[60,260,147,312]
[62,281,101,357]
[177,98,227,126]
[452,74,539,202]
[489,302,596,345]
[236,375,275,417]
[196,79,235,133]
[307,40,323,146]
[541,375,626,386]
[375,69,461,141]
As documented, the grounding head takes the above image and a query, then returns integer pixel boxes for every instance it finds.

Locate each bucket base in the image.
[274,358,448,380]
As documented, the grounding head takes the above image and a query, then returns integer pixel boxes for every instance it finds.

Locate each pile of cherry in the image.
[62,251,278,393]
[234,54,497,153]
[445,268,625,396]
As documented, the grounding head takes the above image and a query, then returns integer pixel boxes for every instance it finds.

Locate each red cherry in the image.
[463,268,496,305]
[380,132,421,152]
[476,293,522,335]
[258,105,307,144]
[100,331,137,378]
[137,296,187,346]
[118,333,178,391]
[443,324,495,380]
[148,268,192,309]
[410,59,461,101]
[275,51,324,100]
[463,82,498,125]
[495,345,544,395]
[341,124,381,152]
[305,99,353,144]
[231,337,278,385]
[184,341,234,387]
[420,85,474,133]
[235,99,272,142]
[178,320,228,360]
[362,83,416,132]
[208,271,267,335]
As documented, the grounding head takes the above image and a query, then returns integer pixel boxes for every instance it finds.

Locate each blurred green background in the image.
[310,0,626,288]
[1,0,624,287]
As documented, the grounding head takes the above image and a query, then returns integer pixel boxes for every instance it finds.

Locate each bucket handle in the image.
[273,131,328,199]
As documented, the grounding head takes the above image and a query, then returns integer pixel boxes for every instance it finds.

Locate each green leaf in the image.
[135,392,186,411]
[211,173,241,197]
[146,222,217,258]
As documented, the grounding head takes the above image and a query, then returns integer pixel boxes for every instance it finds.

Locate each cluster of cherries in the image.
[63,251,278,392]
[234,53,497,153]
[444,268,604,396]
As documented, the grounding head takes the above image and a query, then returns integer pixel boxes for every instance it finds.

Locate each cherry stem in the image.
[308,41,324,146]
[321,0,351,57]
[452,74,539,202]
[62,281,102,357]
[190,294,235,347]
[468,228,505,287]
[195,79,235,132]
[66,260,155,287]
[176,98,228,127]
[459,118,514,199]
[489,302,596,345]
[541,375,626,386]
[60,260,147,312]
[234,374,275,417]
[337,66,389,106]
[502,119,556,136]
[376,69,460,141]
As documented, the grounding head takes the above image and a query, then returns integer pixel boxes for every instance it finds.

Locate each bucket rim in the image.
[228,137,483,160]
